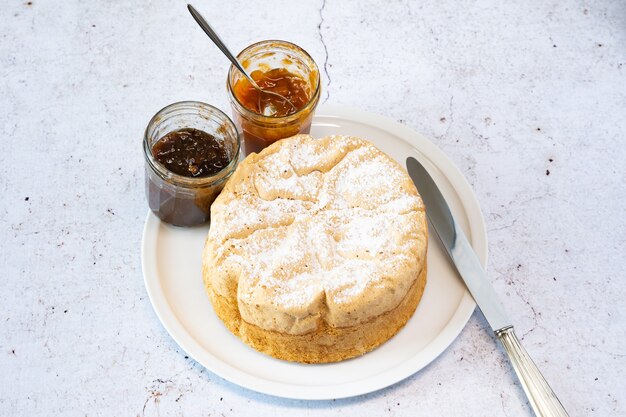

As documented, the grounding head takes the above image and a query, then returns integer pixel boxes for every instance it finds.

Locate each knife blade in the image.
[406,156,568,417]
[405,156,510,331]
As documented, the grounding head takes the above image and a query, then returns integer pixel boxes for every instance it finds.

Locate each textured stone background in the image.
[1,0,625,416]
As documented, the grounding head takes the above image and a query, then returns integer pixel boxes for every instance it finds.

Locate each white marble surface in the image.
[1,0,625,415]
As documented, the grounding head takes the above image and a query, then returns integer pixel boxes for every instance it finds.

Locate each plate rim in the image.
[141,104,486,400]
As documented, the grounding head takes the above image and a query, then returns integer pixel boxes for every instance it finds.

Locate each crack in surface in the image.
[489,218,519,232]
[317,0,331,103]
[508,280,542,342]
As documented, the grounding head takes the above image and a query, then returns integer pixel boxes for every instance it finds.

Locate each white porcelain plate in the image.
[141,104,487,400]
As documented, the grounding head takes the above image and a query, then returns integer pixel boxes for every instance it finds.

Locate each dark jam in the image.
[147,128,233,227]
[233,68,310,117]
[152,128,230,177]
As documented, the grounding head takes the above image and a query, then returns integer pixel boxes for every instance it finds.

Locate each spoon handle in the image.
[187,4,257,87]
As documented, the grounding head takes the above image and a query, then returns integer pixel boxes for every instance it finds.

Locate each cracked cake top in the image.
[203,134,428,335]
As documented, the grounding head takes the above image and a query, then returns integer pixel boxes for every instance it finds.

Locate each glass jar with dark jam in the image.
[143,101,240,227]
[226,40,321,155]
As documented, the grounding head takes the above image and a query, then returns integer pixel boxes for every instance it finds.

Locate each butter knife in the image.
[406,157,568,417]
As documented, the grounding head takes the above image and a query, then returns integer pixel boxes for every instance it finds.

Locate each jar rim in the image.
[143,100,240,187]
[226,40,321,122]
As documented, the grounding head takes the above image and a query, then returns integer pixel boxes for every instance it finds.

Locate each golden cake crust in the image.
[202,134,428,363]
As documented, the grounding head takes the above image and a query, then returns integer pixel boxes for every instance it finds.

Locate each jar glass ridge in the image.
[143,101,240,226]
[226,40,321,155]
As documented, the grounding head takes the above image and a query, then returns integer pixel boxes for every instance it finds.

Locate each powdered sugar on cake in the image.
[206,135,427,332]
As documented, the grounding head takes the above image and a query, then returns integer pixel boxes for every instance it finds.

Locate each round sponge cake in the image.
[202,134,428,363]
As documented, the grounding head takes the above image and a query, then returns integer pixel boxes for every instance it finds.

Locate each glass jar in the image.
[226,40,321,155]
[143,101,240,227]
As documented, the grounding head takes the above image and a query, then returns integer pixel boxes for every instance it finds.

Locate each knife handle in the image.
[496,326,569,417]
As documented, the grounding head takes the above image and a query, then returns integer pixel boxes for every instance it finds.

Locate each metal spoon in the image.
[187,4,297,116]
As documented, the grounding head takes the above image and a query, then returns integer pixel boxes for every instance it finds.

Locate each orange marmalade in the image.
[227,40,320,156]
[233,68,310,117]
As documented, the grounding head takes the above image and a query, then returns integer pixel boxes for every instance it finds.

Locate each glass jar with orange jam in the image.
[226,40,321,155]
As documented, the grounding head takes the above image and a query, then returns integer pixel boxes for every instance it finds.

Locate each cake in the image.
[202,134,428,363]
